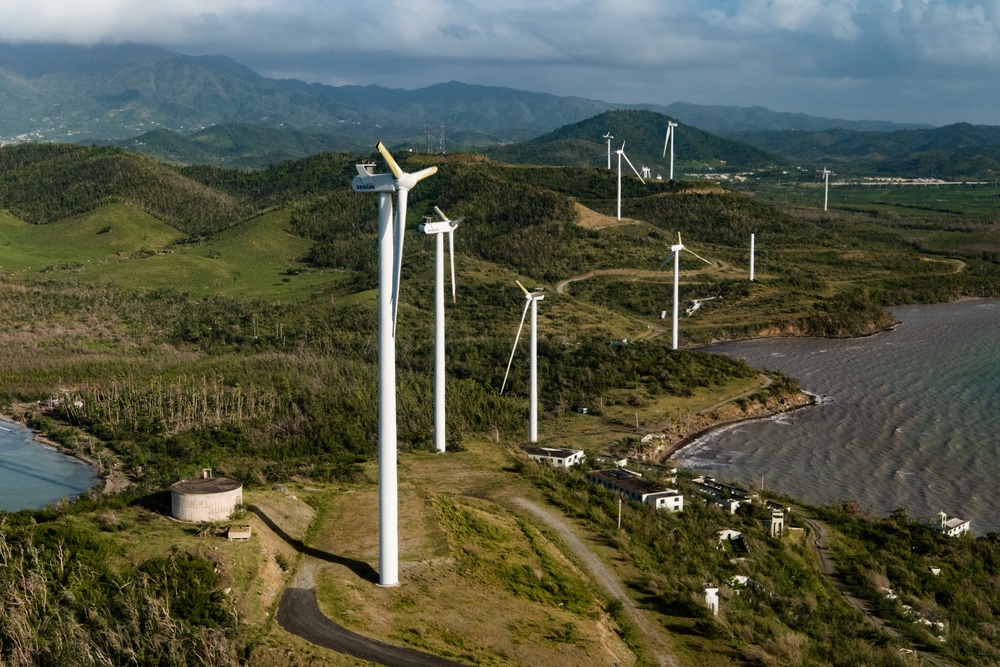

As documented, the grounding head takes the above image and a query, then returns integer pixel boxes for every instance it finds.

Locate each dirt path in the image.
[697,374,773,415]
[512,497,679,667]
[801,516,954,667]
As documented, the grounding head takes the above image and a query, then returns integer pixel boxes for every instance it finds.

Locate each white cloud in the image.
[1,0,1000,123]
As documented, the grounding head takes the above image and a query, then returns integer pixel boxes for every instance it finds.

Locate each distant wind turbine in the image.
[616,141,645,221]
[658,232,711,350]
[750,233,755,281]
[603,132,614,170]
[419,207,462,454]
[823,168,831,211]
[662,121,678,180]
[501,281,545,442]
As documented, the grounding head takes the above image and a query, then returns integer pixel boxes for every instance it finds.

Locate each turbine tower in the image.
[616,141,645,221]
[823,168,831,211]
[352,142,436,588]
[750,233,756,281]
[419,207,462,454]
[501,281,545,442]
[662,121,678,181]
[603,132,614,170]
[658,232,711,350]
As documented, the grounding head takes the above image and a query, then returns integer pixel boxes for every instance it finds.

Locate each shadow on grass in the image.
[248,504,379,584]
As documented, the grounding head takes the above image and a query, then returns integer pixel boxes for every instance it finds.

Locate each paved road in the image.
[802,516,954,667]
[277,587,469,667]
[513,498,679,667]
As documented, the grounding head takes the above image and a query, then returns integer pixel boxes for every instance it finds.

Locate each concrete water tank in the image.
[170,470,243,522]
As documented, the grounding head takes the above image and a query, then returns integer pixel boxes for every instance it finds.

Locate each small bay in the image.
[679,299,1000,534]
[0,420,100,512]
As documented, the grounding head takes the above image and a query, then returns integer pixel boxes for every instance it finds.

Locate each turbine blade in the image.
[657,252,676,271]
[448,230,456,303]
[662,126,671,158]
[411,165,438,184]
[515,280,530,295]
[621,152,644,182]
[501,300,531,395]
[685,247,712,265]
[376,142,403,179]
[391,189,409,335]
[433,205,448,221]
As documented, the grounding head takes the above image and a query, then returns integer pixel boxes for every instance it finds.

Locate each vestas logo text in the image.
[354,184,376,190]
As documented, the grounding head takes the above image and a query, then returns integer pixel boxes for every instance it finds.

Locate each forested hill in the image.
[490,110,786,172]
[733,122,1000,178]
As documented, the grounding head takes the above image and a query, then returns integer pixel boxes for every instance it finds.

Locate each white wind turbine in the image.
[603,132,614,170]
[658,232,711,350]
[501,280,545,442]
[352,142,436,588]
[662,121,678,180]
[419,207,462,454]
[823,168,831,211]
[616,141,645,221]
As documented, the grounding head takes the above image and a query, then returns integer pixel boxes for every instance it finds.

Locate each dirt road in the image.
[802,516,954,667]
[513,497,679,667]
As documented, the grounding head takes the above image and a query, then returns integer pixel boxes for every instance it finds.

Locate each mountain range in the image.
[0,42,922,147]
[5,42,1000,178]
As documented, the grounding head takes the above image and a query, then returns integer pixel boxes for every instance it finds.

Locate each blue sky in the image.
[2,0,999,126]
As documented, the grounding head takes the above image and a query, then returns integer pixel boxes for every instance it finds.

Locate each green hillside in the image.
[734,122,1000,178]
[118,123,358,169]
[3,142,1000,666]
[490,109,786,173]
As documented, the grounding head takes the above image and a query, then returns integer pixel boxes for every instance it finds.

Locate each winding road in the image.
[802,516,954,667]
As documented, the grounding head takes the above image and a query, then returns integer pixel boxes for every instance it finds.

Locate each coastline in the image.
[663,390,820,462]
[1,405,127,495]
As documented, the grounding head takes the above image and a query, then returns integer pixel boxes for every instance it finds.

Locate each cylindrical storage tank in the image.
[170,477,243,522]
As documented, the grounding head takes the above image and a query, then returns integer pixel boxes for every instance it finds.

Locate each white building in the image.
[586,469,684,512]
[170,469,243,522]
[521,446,586,468]
[937,511,970,537]
[703,584,719,616]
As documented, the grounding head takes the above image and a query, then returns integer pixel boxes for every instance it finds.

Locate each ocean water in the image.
[0,420,100,511]
[678,299,1000,535]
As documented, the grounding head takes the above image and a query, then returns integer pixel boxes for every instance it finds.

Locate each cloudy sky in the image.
[1,0,999,126]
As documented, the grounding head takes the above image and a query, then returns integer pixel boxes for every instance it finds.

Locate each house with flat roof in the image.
[586,469,684,512]
[521,446,586,468]
[692,475,757,514]
[937,511,970,537]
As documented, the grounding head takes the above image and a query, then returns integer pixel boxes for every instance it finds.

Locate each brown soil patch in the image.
[574,202,636,230]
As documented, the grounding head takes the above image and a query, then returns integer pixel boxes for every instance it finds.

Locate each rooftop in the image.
[588,469,678,497]
[170,477,242,495]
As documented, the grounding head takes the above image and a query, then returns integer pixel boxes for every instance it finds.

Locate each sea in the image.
[677,298,1000,535]
[0,420,100,512]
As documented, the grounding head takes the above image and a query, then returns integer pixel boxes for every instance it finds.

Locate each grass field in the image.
[0,205,342,301]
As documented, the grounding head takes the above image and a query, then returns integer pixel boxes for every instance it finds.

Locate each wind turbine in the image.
[686,296,717,316]
[658,232,711,350]
[501,281,545,442]
[823,168,831,211]
[419,207,462,454]
[750,232,756,281]
[616,141,645,221]
[662,121,678,180]
[352,142,436,588]
[603,132,614,170]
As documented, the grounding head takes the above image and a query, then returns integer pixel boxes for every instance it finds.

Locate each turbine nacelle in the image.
[352,163,396,193]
